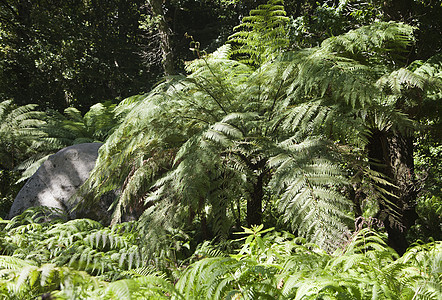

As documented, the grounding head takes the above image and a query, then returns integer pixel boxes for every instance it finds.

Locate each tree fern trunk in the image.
[247,172,264,226]
[367,130,418,255]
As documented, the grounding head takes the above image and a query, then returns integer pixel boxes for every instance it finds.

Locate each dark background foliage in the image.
[1,1,441,110]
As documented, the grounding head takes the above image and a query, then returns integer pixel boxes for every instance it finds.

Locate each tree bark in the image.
[247,172,264,226]
[367,130,418,255]
[148,0,175,75]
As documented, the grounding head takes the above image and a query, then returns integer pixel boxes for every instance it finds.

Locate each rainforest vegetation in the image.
[0,0,441,299]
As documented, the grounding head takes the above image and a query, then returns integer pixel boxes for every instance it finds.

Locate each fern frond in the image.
[227,0,289,67]
[0,255,35,270]
[269,140,351,251]
[92,275,182,300]
[321,21,415,64]
[15,154,52,183]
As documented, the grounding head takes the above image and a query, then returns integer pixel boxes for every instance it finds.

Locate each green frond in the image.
[0,99,14,117]
[15,154,52,183]
[321,21,415,64]
[92,275,182,300]
[120,265,163,278]
[0,100,47,168]
[343,228,390,254]
[378,68,428,95]
[227,0,289,67]
[0,255,35,270]
[280,100,331,135]
[269,140,352,251]
[278,49,380,110]
[175,257,234,298]
[5,207,66,230]
[0,252,102,298]
[114,94,148,118]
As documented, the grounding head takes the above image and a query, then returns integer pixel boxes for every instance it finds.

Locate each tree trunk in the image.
[148,0,175,75]
[247,172,264,226]
[367,130,418,255]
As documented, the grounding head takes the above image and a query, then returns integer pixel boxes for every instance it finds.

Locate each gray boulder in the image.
[8,143,112,220]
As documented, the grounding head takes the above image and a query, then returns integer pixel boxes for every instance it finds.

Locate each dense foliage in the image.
[0,208,440,299]
[0,1,440,298]
[78,17,441,254]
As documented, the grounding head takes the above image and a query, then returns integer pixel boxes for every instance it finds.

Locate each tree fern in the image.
[77,16,440,256]
[80,35,354,252]
[266,22,440,250]
[79,53,257,240]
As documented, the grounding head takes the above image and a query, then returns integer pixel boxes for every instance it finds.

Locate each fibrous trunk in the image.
[367,130,418,255]
[247,172,264,226]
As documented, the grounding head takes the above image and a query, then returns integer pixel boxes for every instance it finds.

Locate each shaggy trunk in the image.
[148,0,175,75]
[367,130,418,255]
[247,172,264,226]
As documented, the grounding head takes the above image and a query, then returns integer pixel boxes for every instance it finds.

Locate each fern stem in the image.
[192,80,228,115]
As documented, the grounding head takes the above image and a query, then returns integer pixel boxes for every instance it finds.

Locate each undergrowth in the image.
[0,208,440,299]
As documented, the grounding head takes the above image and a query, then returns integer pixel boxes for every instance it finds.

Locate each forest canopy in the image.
[0,0,441,299]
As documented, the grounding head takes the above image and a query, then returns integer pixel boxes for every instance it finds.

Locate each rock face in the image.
[8,143,109,220]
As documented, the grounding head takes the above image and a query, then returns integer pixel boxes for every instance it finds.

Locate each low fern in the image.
[1,210,440,299]
[83,275,182,300]
[175,227,442,300]
[0,208,145,281]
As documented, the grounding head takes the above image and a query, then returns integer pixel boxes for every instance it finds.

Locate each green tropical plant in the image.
[74,13,442,257]
[0,256,102,300]
[80,15,442,256]
[0,207,146,279]
[79,39,353,254]
[175,226,442,300]
[0,1,440,299]
[265,21,441,253]
[408,54,442,242]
